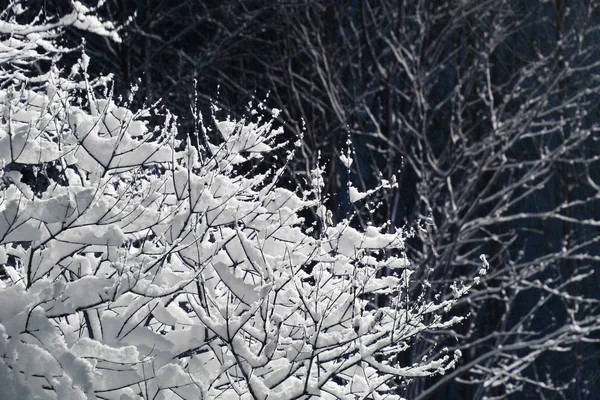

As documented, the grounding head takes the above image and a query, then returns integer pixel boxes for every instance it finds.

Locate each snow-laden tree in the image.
[0,2,486,399]
[51,1,600,397]
[0,61,484,400]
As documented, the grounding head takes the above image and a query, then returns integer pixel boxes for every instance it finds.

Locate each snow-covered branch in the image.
[0,10,482,398]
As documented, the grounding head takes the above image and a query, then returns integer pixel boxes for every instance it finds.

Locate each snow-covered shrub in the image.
[0,3,485,400]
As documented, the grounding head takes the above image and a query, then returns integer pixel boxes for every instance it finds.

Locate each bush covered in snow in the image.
[0,2,485,399]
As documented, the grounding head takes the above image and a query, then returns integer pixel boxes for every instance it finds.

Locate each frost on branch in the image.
[0,61,483,400]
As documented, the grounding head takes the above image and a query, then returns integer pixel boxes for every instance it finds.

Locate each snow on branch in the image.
[0,4,485,399]
[0,1,119,85]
